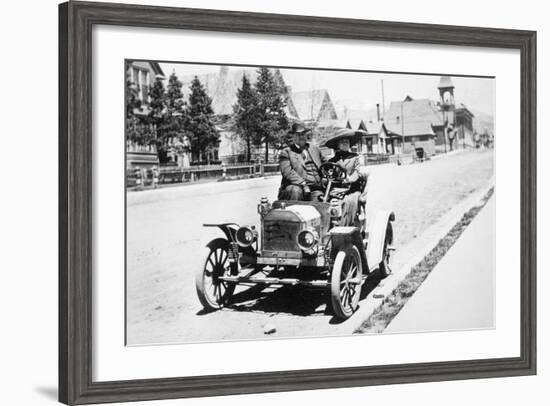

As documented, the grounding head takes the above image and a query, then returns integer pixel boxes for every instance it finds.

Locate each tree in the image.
[185,76,220,163]
[147,75,166,129]
[159,72,187,141]
[148,71,188,163]
[254,67,289,161]
[165,71,185,113]
[125,78,141,118]
[125,73,156,146]
[233,74,260,162]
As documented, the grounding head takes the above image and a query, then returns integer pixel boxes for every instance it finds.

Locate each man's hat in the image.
[289,122,312,135]
[324,128,366,149]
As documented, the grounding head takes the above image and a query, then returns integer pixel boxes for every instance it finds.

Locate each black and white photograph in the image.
[2,0,544,404]
[125,61,495,346]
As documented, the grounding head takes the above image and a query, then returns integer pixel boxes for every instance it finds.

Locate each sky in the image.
[159,62,495,117]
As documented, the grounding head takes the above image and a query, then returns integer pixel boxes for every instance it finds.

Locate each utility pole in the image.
[443,110,448,153]
[381,79,386,115]
[400,101,405,155]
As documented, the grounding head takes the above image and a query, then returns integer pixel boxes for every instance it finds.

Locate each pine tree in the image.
[254,67,289,161]
[233,74,260,162]
[126,79,141,118]
[165,71,185,112]
[148,75,166,128]
[160,72,187,141]
[185,76,220,163]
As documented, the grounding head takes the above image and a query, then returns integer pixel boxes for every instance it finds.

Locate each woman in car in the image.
[325,129,367,227]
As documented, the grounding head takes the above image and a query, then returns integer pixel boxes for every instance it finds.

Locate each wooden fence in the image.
[127,153,404,189]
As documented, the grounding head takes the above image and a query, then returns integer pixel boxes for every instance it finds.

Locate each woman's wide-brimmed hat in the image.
[324,128,367,150]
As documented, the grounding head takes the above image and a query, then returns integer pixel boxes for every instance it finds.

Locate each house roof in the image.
[150,62,165,77]
[181,67,255,115]
[128,60,165,79]
[385,121,436,137]
[181,67,296,117]
[347,118,366,131]
[364,121,386,136]
[383,98,443,136]
[455,103,475,118]
[290,89,337,123]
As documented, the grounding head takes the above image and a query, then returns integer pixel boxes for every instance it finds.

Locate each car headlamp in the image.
[236,226,257,247]
[296,229,319,252]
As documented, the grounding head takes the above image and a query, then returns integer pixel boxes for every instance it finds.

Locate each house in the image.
[126,61,165,172]
[180,67,341,162]
[127,60,165,115]
[382,97,444,156]
[362,121,393,154]
[181,66,299,162]
[336,116,386,154]
[455,104,476,148]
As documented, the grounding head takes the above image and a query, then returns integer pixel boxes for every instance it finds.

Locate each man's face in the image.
[293,132,307,148]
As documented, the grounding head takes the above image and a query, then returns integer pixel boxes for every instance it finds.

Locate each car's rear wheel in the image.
[330,245,363,320]
[195,238,236,311]
[379,221,394,278]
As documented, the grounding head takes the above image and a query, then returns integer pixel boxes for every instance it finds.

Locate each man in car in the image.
[278,123,327,201]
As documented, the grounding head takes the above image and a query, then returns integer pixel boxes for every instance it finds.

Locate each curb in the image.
[331,177,495,335]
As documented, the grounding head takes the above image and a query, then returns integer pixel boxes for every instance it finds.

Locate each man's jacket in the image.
[278,143,326,189]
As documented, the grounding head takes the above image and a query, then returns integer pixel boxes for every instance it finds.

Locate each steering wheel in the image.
[320,162,347,182]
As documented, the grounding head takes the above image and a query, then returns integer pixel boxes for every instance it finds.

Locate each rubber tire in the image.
[330,245,363,320]
[379,222,394,278]
[195,238,236,311]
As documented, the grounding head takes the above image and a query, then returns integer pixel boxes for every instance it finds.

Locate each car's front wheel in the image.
[330,245,363,320]
[195,238,236,311]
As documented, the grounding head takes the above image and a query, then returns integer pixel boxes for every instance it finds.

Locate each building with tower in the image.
[366,75,478,157]
[436,76,475,151]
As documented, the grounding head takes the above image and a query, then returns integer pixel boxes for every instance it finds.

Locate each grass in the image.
[355,187,494,334]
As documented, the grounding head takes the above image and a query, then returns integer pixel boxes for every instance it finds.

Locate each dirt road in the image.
[126,149,494,345]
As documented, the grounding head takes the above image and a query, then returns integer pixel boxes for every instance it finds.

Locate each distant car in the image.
[195,162,395,320]
[414,147,426,162]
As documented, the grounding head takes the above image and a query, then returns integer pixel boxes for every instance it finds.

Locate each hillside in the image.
[469,108,495,135]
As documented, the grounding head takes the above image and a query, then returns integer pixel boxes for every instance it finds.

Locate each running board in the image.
[220,275,365,288]
[220,275,330,288]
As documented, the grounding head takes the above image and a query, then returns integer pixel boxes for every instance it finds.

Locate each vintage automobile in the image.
[195,162,395,320]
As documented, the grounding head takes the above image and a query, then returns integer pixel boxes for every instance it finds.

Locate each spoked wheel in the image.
[379,222,394,278]
[195,238,236,311]
[330,245,363,320]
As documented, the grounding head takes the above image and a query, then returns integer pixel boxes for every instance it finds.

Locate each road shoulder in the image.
[385,195,495,333]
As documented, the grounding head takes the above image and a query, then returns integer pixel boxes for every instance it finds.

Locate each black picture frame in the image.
[59,1,537,404]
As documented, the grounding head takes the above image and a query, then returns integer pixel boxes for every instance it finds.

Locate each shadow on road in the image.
[197,270,387,320]
[228,285,330,317]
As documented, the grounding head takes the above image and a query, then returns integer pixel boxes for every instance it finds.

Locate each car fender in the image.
[329,226,368,275]
[203,223,257,257]
[366,210,395,270]
[203,223,240,243]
